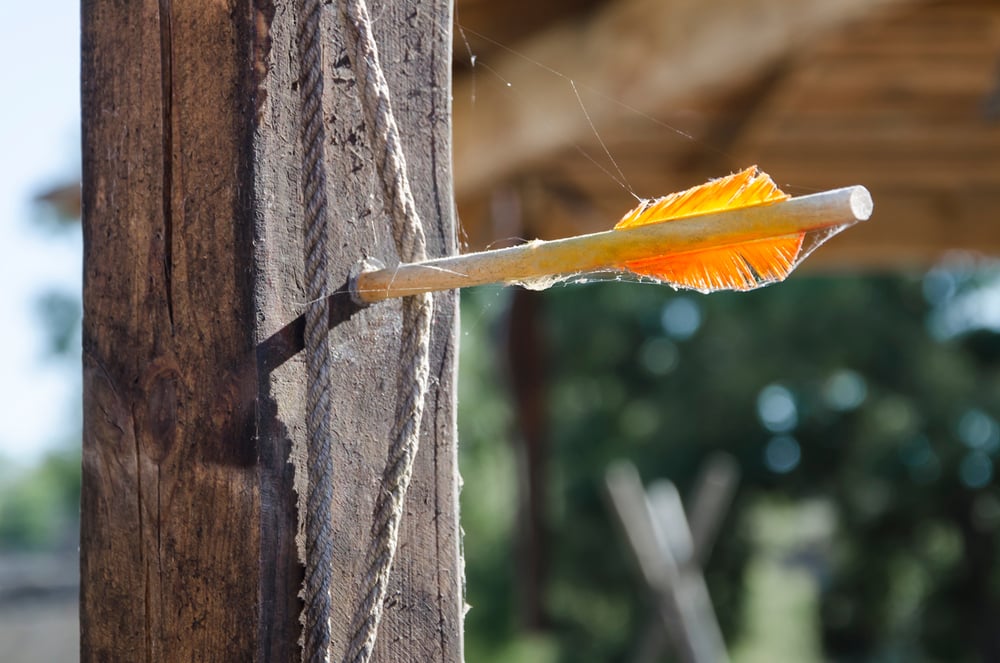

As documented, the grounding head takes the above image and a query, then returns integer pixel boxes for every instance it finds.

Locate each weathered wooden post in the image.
[80,1,461,660]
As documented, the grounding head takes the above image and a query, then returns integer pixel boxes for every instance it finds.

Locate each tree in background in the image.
[459,265,1000,663]
[0,184,82,553]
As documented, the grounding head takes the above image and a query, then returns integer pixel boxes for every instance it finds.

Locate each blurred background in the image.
[4,0,1000,661]
[453,0,1000,661]
[0,2,83,660]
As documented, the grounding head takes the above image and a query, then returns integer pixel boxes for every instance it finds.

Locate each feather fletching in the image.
[614,166,803,292]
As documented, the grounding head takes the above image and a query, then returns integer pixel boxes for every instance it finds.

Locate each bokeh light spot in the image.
[638,337,679,376]
[958,409,1000,454]
[660,297,701,340]
[757,384,798,433]
[959,452,993,490]
[922,266,957,305]
[823,369,867,411]
[764,435,801,473]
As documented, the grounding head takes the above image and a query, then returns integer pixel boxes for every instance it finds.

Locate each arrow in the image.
[351,167,872,304]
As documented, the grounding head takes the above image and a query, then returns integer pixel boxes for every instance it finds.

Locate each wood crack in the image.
[159,0,176,332]
[132,409,152,663]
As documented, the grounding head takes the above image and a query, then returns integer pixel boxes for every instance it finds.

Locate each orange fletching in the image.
[614,166,803,292]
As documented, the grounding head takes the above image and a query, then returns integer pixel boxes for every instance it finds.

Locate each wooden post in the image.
[80,1,461,661]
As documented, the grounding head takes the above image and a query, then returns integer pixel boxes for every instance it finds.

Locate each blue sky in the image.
[0,3,82,463]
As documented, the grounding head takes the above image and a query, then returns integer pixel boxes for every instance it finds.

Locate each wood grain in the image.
[81,0,461,660]
[82,0,258,659]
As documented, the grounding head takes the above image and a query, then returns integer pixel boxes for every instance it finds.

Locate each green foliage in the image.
[458,286,524,658]
[0,447,81,551]
[458,268,1000,662]
[1,176,85,553]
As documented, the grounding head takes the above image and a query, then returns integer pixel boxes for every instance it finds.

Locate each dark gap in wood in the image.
[158,0,175,332]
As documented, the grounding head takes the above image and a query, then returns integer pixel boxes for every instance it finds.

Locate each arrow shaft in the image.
[353,185,872,303]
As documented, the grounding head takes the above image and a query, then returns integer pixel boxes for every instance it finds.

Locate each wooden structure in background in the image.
[62,1,1000,271]
[80,1,461,660]
[606,458,738,663]
[453,0,1000,267]
[732,0,1000,266]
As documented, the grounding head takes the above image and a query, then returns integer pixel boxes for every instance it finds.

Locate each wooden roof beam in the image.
[453,0,908,198]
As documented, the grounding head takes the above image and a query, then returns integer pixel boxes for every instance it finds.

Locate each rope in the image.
[294,0,433,659]
[296,1,335,661]
[337,1,433,662]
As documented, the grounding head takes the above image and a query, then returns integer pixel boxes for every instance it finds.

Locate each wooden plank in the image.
[628,456,739,663]
[646,481,729,663]
[748,125,1000,146]
[803,188,1000,268]
[606,463,730,663]
[747,155,1000,189]
[687,453,740,568]
[81,1,461,661]
[814,0,1000,55]
[453,0,599,63]
[773,83,999,113]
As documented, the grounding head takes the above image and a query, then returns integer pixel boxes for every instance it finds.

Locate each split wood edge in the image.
[352,185,873,304]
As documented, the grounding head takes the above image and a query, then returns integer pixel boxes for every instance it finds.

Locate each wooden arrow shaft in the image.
[352,185,872,303]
